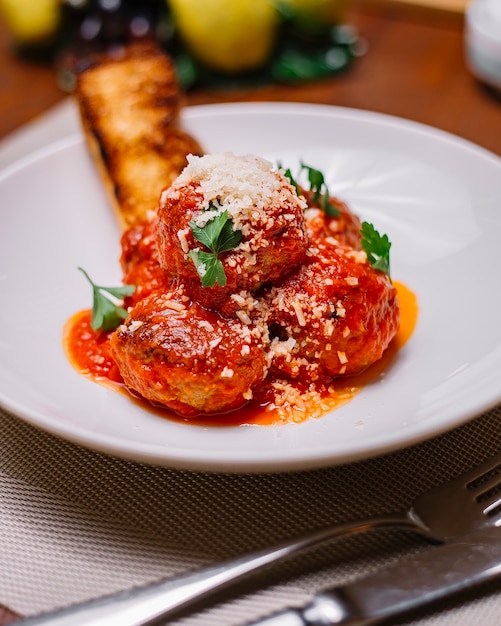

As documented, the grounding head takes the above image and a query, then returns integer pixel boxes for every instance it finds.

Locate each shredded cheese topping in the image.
[168,153,307,244]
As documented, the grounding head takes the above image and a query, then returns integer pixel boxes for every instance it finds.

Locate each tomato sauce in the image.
[63,310,122,383]
[63,280,418,426]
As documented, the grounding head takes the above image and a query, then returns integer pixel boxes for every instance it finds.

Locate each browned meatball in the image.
[155,153,308,311]
[119,216,171,307]
[266,239,399,381]
[110,289,271,416]
[302,191,362,250]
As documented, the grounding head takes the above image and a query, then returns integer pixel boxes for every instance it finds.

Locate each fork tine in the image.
[484,500,501,519]
[464,458,501,518]
[468,471,501,496]
[464,458,501,492]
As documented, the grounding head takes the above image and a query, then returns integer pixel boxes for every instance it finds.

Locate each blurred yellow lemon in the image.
[280,0,349,27]
[0,0,60,45]
[168,0,279,74]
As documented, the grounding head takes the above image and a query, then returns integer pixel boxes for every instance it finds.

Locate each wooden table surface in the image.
[1,0,500,157]
[0,1,499,623]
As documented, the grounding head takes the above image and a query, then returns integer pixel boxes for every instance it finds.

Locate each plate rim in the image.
[1,101,501,473]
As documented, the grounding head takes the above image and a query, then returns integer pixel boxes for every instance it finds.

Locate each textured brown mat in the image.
[1,404,500,625]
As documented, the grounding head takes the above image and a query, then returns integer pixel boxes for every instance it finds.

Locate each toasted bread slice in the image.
[75,43,203,229]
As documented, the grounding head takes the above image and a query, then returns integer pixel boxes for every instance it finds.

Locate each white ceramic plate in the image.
[1,102,501,473]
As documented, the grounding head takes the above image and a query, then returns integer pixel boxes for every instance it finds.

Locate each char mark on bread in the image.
[75,42,203,229]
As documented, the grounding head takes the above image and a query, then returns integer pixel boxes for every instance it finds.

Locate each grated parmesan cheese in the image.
[177,228,190,253]
[199,320,215,332]
[127,320,144,333]
[170,152,306,240]
[221,367,234,378]
[337,351,348,364]
[161,300,186,313]
[348,249,368,264]
[292,301,306,327]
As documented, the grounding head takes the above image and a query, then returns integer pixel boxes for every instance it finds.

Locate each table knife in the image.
[246,528,501,625]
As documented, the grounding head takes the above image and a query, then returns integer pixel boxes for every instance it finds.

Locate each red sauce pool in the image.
[63,281,418,426]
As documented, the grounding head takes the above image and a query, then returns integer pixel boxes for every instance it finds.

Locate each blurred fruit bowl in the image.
[168,0,361,89]
[0,0,362,90]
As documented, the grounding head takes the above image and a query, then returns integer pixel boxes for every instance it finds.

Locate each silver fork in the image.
[17,451,501,626]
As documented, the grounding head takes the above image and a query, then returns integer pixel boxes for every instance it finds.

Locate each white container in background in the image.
[465,0,501,91]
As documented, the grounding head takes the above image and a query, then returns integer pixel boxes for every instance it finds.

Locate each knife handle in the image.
[248,530,501,626]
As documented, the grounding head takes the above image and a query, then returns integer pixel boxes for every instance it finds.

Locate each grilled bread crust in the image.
[75,43,203,230]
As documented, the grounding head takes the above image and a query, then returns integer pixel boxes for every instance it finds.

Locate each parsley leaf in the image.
[360,222,392,277]
[300,162,339,217]
[188,250,227,287]
[321,192,341,218]
[279,161,339,217]
[78,267,136,332]
[189,209,242,287]
[278,162,300,195]
[301,162,325,203]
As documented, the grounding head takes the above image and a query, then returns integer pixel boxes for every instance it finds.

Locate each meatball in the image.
[266,239,399,380]
[120,216,171,307]
[302,190,362,250]
[110,290,271,416]
[155,153,308,311]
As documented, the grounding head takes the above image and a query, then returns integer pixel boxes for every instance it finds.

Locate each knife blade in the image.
[245,528,501,625]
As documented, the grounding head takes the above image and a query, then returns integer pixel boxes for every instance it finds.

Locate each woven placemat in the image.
[1,99,500,625]
[1,403,501,625]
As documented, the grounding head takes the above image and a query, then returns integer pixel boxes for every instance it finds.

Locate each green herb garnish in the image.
[189,209,242,287]
[278,162,300,195]
[280,161,339,217]
[360,222,392,277]
[301,162,325,203]
[78,267,136,332]
[300,162,339,217]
